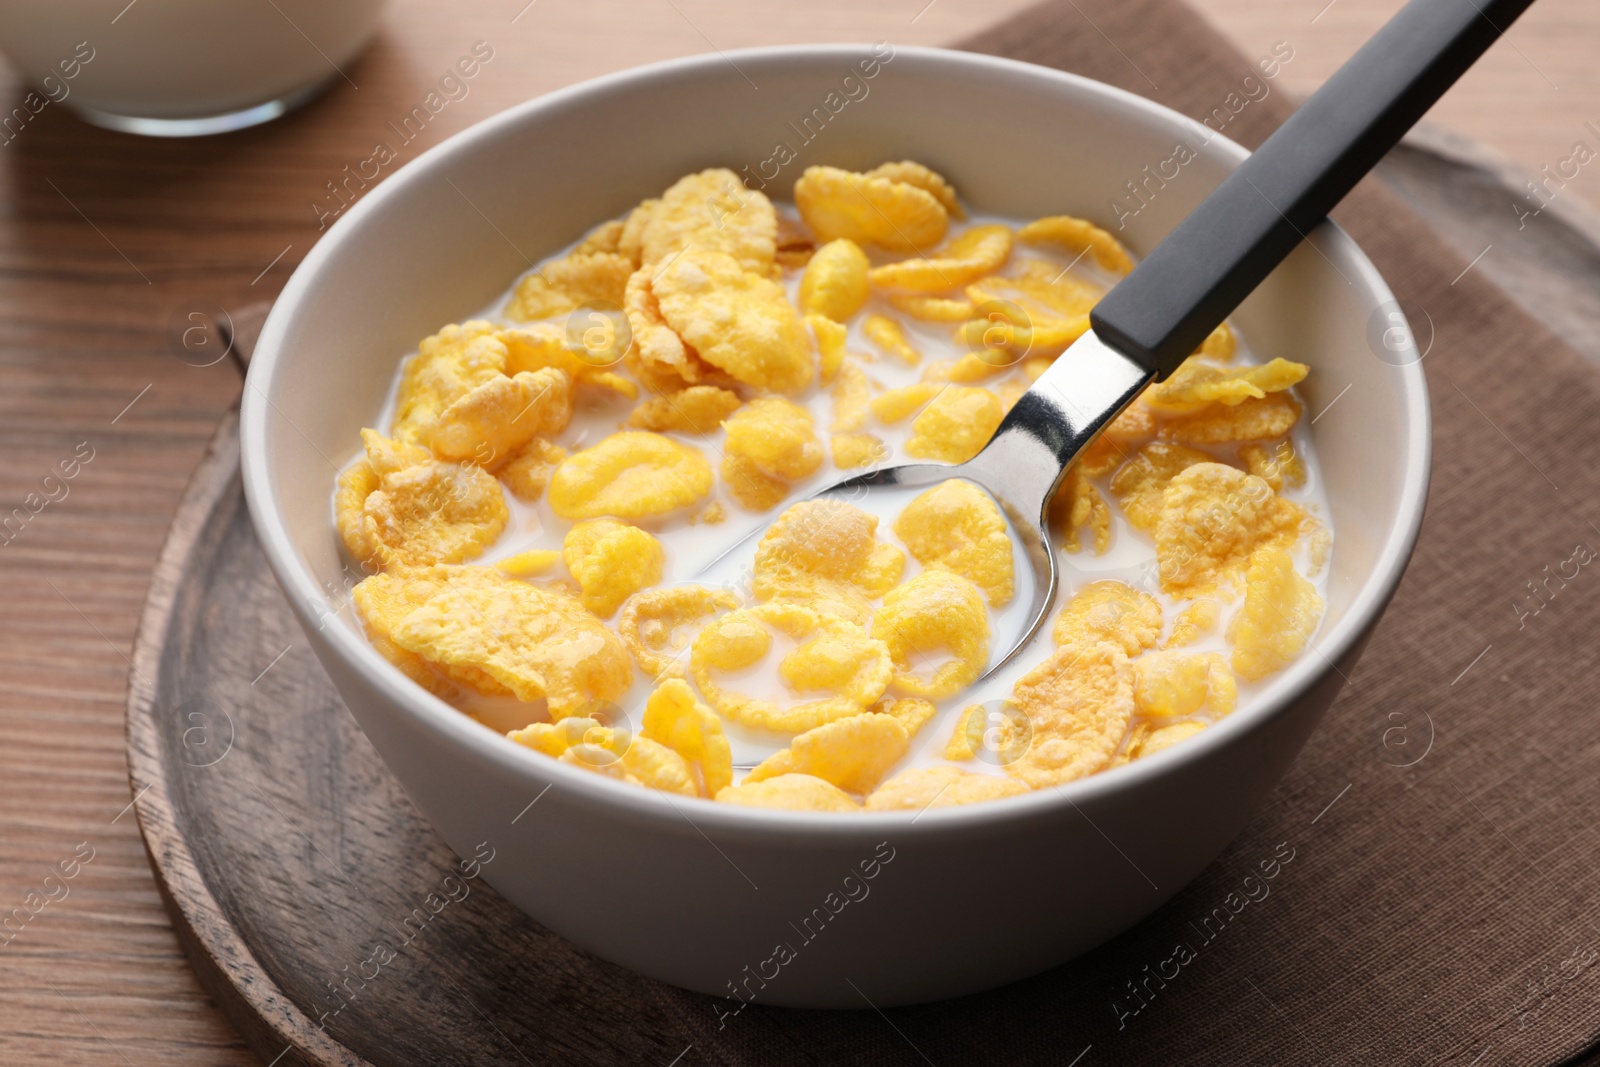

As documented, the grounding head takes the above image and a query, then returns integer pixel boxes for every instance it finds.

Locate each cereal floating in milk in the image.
[339,160,1331,811]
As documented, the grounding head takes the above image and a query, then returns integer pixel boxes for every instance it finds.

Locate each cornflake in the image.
[563,518,665,618]
[799,238,871,321]
[871,570,990,699]
[635,168,778,275]
[642,678,733,796]
[863,314,922,365]
[1007,642,1135,788]
[868,224,1013,292]
[1109,441,1216,532]
[866,766,1028,810]
[1229,545,1325,681]
[1145,357,1308,415]
[1051,581,1162,657]
[548,432,713,520]
[794,164,950,251]
[498,438,567,503]
[618,585,740,680]
[1132,650,1236,719]
[423,367,572,465]
[362,460,508,567]
[653,249,815,393]
[892,479,1014,606]
[626,385,742,434]
[1016,214,1134,274]
[906,385,1002,462]
[1154,463,1304,596]
[752,499,904,625]
[392,321,508,443]
[505,249,633,321]
[745,712,910,794]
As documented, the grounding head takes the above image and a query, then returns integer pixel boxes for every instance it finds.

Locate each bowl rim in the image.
[240,43,1431,844]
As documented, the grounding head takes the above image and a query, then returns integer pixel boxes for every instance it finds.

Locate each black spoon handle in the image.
[1089,0,1537,377]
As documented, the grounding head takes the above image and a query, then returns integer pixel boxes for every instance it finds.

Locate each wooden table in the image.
[0,1,1593,1062]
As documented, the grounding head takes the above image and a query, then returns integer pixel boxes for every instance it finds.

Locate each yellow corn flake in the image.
[1076,403,1156,478]
[498,438,567,503]
[621,266,730,394]
[618,198,659,264]
[625,385,743,435]
[863,314,921,365]
[1228,545,1324,681]
[832,433,887,469]
[618,735,700,796]
[574,219,625,257]
[799,238,870,321]
[875,696,936,738]
[745,712,909,794]
[906,386,1003,463]
[721,451,790,512]
[393,321,508,443]
[423,367,573,466]
[871,569,989,699]
[1163,393,1302,445]
[869,382,943,423]
[653,249,815,394]
[1133,720,1207,759]
[1049,463,1111,554]
[775,213,815,269]
[362,461,508,567]
[692,604,891,733]
[830,360,870,433]
[889,293,975,322]
[1016,214,1134,275]
[499,325,638,397]
[618,584,740,680]
[642,677,733,796]
[752,499,904,624]
[865,161,965,220]
[893,479,1014,606]
[636,168,778,276]
[508,714,620,759]
[922,352,1008,384]
[351,566,492,698]
[1145,357,1308,415]
[1052,580,1162,658]
[495,548,562,578]
[505,251,634,321]
[956,312,1092,363]
[563,518,665,618]
[1108,441,1218,533]
[1132,650,1236,719]
[1197,321,1236,361]
[1155,463,1305,596]
[336,460,380,564]
[793,165,949,252]
[808,314,848,384]
[868,224,1013,292]
[723,397,823,480]
[944,704,982,761]
[715,773,861,812]
[360,428,431,476]
[1165,599,1220,648]
[390,574,631,716]
[548,431,713,520]
[509,718,696,795]
[1007,642,1135,789]
[865,766,1028,810]
[1239,440,1306,492]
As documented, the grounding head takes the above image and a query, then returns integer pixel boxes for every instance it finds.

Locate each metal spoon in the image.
[708,0,1536,678]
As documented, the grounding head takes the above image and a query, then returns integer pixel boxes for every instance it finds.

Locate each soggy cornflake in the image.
[621,266,729,394]
[635,168,778,275]
[922,352,1009,384]
[563,518,665,617]
[745,712,909,794]
[874,696,936,738]
[1165,599,1220,647]
[1051,580,1162,657]
[618,584,740,680]
[499,324,638,399]
[392,321,508,443]
[723,397,823,480]
[871,569,990,699]
[1130,720,1207,760]
[830,360,870,433]
[642,677,733,796]
[548,431,713,520]
[893,479,1014,606]
[1016,214,1134,274]
[1163,392,1302,444]
[793,165,949,251]
[1145,357,1308,415]
[654,249,815,393]
[498,438,567,503]
[721,451,789,512]
[693,604,891,733]
[351,566,495,698]
[336,460,380,564]
[361,460,509,567]
[1229,545,1324,681]
[1154,463,1305,596]
[889,294,975,322]
[868,224,1013,292]
[495,548,562,578]
[799,238,870,321]
[1007,642,1135,788]
[832,432,887,469]
[715,773,861,812]
[1239,440,1307,492]
[1198,322,1236,361]
[906,385,1003,462]
[866,765,1028,810]
[869,382,943,423]
[808,313,848,383]
[390,574,631,716]
[1108,441,1218,533]
[624,385,742,434]
[505,251,633,321]
[866,161,965,219]
[752,499,904,625]
[423,367,573,466]
[1049,463,1111,554]
[863,314,922,365]
[1132,650,1236,719]
[508,718,698,795]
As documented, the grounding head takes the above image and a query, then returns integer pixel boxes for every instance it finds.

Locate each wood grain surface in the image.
[0,0,1596,1063]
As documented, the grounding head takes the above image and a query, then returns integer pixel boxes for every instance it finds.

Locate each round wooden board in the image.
[126,135,1600,1067]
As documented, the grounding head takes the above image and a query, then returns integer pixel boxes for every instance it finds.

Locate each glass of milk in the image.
[0,0,388,137]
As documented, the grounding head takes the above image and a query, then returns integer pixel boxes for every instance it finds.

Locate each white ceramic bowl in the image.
[240,45,1429,1008]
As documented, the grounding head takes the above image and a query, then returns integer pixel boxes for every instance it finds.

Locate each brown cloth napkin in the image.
[639,1,1600,1064]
